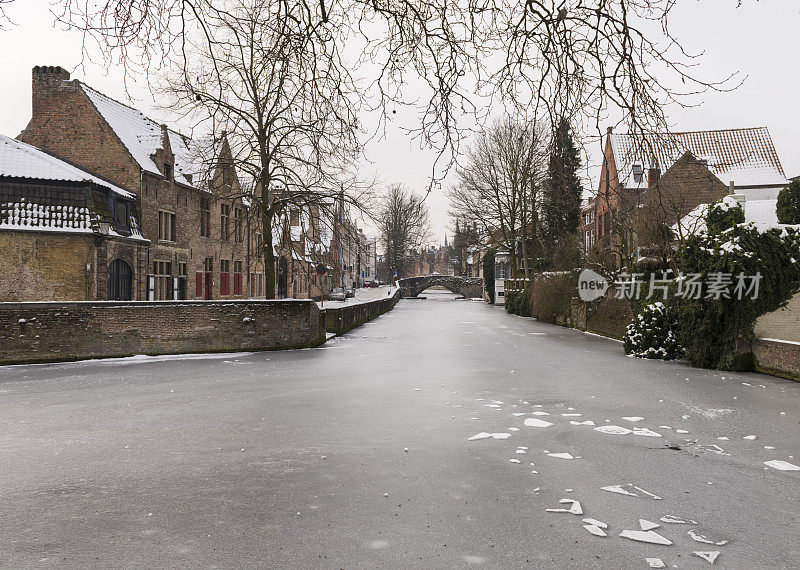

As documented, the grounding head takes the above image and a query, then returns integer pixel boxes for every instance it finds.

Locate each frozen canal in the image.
[1,290,799,568]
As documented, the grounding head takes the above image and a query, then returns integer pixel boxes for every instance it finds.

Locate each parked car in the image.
[344,286,355,298]
[328,288,346,301]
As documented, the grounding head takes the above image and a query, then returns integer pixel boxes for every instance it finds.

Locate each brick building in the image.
[16,65,265,301]
[0,134,148,301]
[583,126,790,267]
[5,65,374,302]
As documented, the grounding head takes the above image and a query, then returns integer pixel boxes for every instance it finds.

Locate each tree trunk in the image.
[262,202,276,299]
[520,230,531,281]
[509,236,518,279]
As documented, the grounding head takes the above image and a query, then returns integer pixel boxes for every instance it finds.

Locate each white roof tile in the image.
[0,134,134,198]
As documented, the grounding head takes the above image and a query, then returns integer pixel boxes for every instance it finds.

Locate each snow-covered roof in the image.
[0,134,134,198]
[610,127,789,191]
[81,83,206,188]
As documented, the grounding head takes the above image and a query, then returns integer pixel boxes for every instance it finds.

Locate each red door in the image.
[204,272,212,300]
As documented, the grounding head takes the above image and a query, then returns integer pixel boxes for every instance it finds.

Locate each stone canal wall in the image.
[0,299,327,365]
[323,289,401,336]
[0,291,404,365]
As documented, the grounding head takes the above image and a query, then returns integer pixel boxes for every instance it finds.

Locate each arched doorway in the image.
[277,256,288,299]
[108,259,132,301]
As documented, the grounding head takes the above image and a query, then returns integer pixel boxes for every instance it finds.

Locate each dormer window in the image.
[115,200,129,227]
[164,163,173,180]
[632,163,644,184]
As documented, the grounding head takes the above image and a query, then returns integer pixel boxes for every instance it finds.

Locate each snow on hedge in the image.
[623,302,684,361]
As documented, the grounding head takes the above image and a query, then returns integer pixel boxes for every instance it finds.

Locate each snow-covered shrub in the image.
[623,302,684,360]
[777,179,800,224]
[705,195,744,234]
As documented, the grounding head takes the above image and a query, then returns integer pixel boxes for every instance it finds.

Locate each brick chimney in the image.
[158,124,174,179]
[648,167,661,187]
[32,65,70,118]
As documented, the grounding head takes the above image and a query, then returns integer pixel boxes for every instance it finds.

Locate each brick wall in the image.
[0,300,326,364]
[588,132,623,266]
[638,152,729,248]
[19,69,143,194]
[752,338,800,379]
[0,231,93,301]
[0,230,149,302]
[514,271,634,340]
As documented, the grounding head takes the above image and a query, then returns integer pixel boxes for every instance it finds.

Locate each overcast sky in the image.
[1,1,798,245]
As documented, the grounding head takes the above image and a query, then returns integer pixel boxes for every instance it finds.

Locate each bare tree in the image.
[449,117,548,280]
[0,0,12,29]
[378,185,431,279]
[159,0,371,298]
[48,0,739,185]
[41,0,748,287]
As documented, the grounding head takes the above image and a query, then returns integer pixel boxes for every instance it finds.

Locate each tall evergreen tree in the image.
[542,118,583,268]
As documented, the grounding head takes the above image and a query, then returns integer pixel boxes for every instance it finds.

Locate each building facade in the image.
[8,65,375,302]
[0,134,148,301]
[17,65,263,301]
[583,126,790,267]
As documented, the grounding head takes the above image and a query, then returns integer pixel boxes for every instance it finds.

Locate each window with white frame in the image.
[153,260,173,300]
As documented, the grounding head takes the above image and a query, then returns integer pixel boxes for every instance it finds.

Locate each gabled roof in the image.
[81,84,209,188]
[0,134,134,198]
[610,127,788,190]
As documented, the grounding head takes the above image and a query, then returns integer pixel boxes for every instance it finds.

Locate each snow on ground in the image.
[661,515,696,524]
[467,432,512,441]
[693,551,721,564]
[546,499,583,515]
[546,452,575,460]
[315,285,397,309]
[4,351,255,369]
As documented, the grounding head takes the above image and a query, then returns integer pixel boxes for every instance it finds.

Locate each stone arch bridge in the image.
[398,275,484,299]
